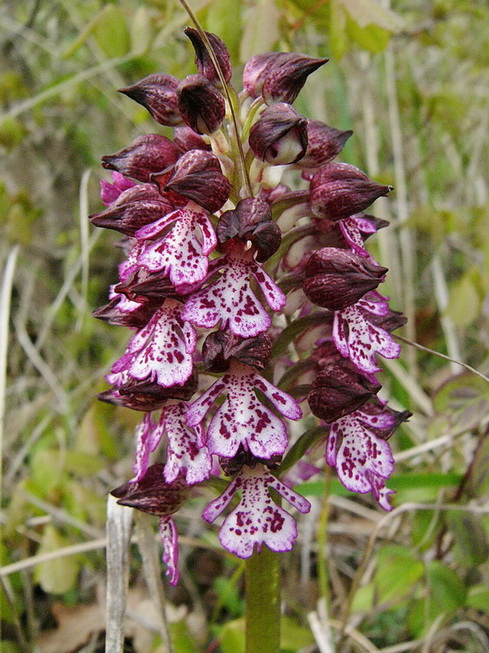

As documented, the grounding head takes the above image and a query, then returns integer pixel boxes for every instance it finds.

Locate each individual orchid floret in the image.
[202,331,272,373]
[119,74,182,126]
[325,403,409,511]
[136,207,217,289]
[202,463,311,558]
[333,291,401,375]
[101,134,181,183]
[310,162,392,221]
[298,121,352,169]
[112,463,188,584]
[307,361,381,423]
[109,299,196,388]
[160,401,212,485]
[173,125,212,152]
[186,360,302,459]
[184,27,232,85]
[152,150,230,213]
[99,372,197,412]
[243,52,328,105]
[131,402,211,485]
[177,74,226,135]
[90,184,174,236]
[303,247,388,311]
[337,213,389,257]
[248,103,308,165]
[217,198,281,262]
[183,246,286,338]
[100,171,136,206]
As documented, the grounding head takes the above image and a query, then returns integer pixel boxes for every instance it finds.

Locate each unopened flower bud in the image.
[99,370,197,411]
[303,247,387,310]
[184,27,232,85]
[119,74,182,126]
[90,184,174,236]
[310,163,393,221]
[308,366,380,422]
[202,330,272,372]
[152,150,230,213]
[177,74,226,135]
[299,121,352,168]
[217,197,281,261]
[173,125,211,152]
[111,464,189,516]
[243,52,328,104]
[101,134,181,183]
[249,103,308,165]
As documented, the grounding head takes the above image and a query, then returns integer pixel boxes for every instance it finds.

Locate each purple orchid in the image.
[187,359,301,459]
[93,28,408,580]
[202,463,311,558]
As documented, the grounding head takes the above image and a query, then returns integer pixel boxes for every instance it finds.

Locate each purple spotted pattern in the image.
[94,29,408,583]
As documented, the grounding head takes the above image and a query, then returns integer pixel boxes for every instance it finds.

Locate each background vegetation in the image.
[1,0,489,651]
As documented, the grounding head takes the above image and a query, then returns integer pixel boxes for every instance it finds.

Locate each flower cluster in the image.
[92,28,409,584]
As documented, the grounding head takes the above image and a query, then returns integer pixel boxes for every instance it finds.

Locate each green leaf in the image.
[169,620,199,653]
[351,583,374,613]
[374,545,424,605]
[240,0,280,63]
[447,512,489,568]
[427,561,466,615]
[445,272,481,326]
[467,436,489,499]
[34,525,80,594]
[220,617,246,653]
[466,585,489,613]
[206,0,242,63]
[281,615,315,650]
[30,449,64,496]
[330,0,349,60]
[93,5,131,59]
[338,0,404,32]
[346,14,390,53]
[129,7,152,57]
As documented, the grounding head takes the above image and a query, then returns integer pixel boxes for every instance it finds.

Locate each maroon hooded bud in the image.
[243,52,328,104]
[359,401,412,440]
[202,330,273,372]
[303,247,387,310]
[249,103,308,165]
[184,27,232,85]
[310,163,393,221]
[119,74,182,126]
[369,307,407,333]
[217,198,281,262]
[177,74,226,135]
[114,268,180,301]
[99,371,197,412]
[92,296,159,329]
[152,150,230,213]
[308,364,381,423]
[90,184,174,236]
[298,121,353,168]
[101,134,181,183]
[111,464,189,516]
[220,448,282,476]
[173,125,211,152]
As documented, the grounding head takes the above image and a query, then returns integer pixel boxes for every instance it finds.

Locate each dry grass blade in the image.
[0,245,19,501]
[105,496,133,653]
[135,512,174,653]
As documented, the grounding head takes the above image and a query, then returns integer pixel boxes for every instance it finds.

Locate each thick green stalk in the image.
[245,547,281,653]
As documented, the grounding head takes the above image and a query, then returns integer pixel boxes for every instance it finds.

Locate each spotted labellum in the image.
[93,27,408,584]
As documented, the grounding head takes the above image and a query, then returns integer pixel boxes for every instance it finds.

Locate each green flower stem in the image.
[245,546,281,653]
